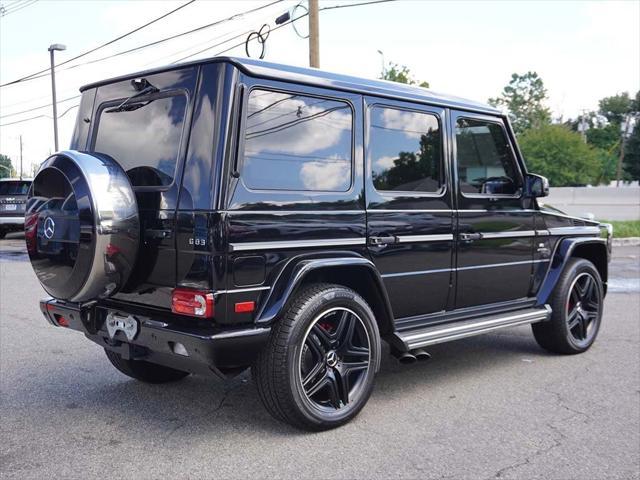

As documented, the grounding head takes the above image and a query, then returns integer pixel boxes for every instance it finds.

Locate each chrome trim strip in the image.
[215,286,271,295]
[211,327,271,340]
[396,234,454,243]
[225,210,364,215]
[480,230,536,239]
[536,230,551,236]
[382,259,549,278]
[382,268,452,278]
[229,238,367,252]
[367,209,453,213]
[457,259,549,271]
[547,226,601,236]
[401,306,551,348]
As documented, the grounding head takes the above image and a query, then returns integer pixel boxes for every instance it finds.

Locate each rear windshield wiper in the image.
[105,81,159,113]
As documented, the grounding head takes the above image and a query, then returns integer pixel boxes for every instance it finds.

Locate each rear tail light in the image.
[171,288,214,318]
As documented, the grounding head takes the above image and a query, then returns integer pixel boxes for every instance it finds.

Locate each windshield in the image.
[0,181,30,195]
[92,94,187,187]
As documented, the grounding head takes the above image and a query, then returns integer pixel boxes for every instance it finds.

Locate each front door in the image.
[450,111,536,309]
[365,97,453,322]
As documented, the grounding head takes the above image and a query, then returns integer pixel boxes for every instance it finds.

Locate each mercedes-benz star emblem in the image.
[43,217,56,239]
[326,350,338,368]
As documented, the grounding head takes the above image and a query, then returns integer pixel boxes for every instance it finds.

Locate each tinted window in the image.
[93,94,187,187]
[0,181,30,195]
[455,118,521,195]
[242,90,352,192]
[369,107,442,193]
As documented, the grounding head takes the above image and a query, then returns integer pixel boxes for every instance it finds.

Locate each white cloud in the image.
[300,158,350,191]
[374,155,396,171]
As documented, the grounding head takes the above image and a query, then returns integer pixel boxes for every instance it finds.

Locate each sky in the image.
[0,0,638,177]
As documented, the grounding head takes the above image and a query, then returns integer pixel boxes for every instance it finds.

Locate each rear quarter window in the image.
[240,89,353,192]
[92,93,187,187]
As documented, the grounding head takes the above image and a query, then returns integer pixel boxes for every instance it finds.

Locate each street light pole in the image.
[48,43,66,152]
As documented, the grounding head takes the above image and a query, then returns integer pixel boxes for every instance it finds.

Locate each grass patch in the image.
[599,220,640,238]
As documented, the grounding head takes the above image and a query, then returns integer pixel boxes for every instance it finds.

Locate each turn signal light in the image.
[171,288,214,318]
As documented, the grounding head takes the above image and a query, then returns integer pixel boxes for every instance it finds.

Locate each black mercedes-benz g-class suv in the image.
[0,178,31,238]
[26,57,612,430]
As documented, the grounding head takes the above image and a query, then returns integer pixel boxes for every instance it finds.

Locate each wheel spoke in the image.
[325,370,343,408]
[567,312,581,330]
[332,369,350,406]
[342,359,369,374]
[306,331,327,359]
[311,324,333,350]
[334,310,355,348]
[302,361,325,389]
[305,368,329,398]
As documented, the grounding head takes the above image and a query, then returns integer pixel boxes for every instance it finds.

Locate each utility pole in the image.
[615,114,635,187]
[19,135,23,180]
[308,0,319,68]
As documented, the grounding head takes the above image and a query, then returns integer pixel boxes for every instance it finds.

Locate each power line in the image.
[0,0,283,88]
[0,103,78,127]
[0,0,197,87]
[319,0,397,11]
[0,0,37,17]
[0,3,283,120]
[0,95,80,119]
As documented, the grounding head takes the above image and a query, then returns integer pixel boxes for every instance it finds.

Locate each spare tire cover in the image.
[26,150,139,302]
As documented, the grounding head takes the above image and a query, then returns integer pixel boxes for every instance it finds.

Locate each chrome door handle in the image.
[459,232,483,242]
[369,235,397,246]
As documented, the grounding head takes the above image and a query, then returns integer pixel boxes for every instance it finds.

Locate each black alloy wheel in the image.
[532,258,604,354]
[565,272,601,347]
[252,283,381,430]
[298,307,371,411]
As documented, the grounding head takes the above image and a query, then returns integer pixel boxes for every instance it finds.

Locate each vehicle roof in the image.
[80,56,500,115]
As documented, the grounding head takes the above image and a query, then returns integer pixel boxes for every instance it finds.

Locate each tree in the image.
[519,125,601,186]
[598,92,633,125]
[624,124,640,181]
[488,72,551,134]
[380,62,429,88]
[0,154,14,179]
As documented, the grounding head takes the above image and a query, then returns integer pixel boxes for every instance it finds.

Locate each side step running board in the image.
[393,306,551,351]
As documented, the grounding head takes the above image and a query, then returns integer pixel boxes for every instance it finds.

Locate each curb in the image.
[612,237,640,247]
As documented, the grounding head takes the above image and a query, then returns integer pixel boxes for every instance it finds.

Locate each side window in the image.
[241,90,353,192]
[455,118,522,195]
[369,106,443,193]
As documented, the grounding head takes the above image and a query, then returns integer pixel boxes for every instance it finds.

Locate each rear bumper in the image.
[40,298,270,378]
[0,216,24,227]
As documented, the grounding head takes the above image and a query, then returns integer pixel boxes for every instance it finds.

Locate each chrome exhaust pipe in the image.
[393,350,417,364]
[413,349,431,362]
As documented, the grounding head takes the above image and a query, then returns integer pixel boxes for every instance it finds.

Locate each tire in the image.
[104,349,190,384]
[532,258,604,354]
[252,283,381,430]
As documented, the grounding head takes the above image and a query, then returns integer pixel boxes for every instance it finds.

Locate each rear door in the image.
[365,98,454,323]
[450,111,535,309]
[86,67,198,307]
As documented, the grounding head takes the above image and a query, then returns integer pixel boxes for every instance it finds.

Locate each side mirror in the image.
[526,173,549,198]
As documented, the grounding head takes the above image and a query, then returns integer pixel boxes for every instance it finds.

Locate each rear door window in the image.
[241,90,353,192]
[369,106,443,193]
[92,94,187,187]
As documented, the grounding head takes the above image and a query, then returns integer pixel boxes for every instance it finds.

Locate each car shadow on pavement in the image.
[17,328,552,437]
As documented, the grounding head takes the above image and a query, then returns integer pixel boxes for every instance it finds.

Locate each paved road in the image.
[1,234,639,480]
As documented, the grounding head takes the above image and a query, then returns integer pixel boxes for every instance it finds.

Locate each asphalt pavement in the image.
[1,233,638,480]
